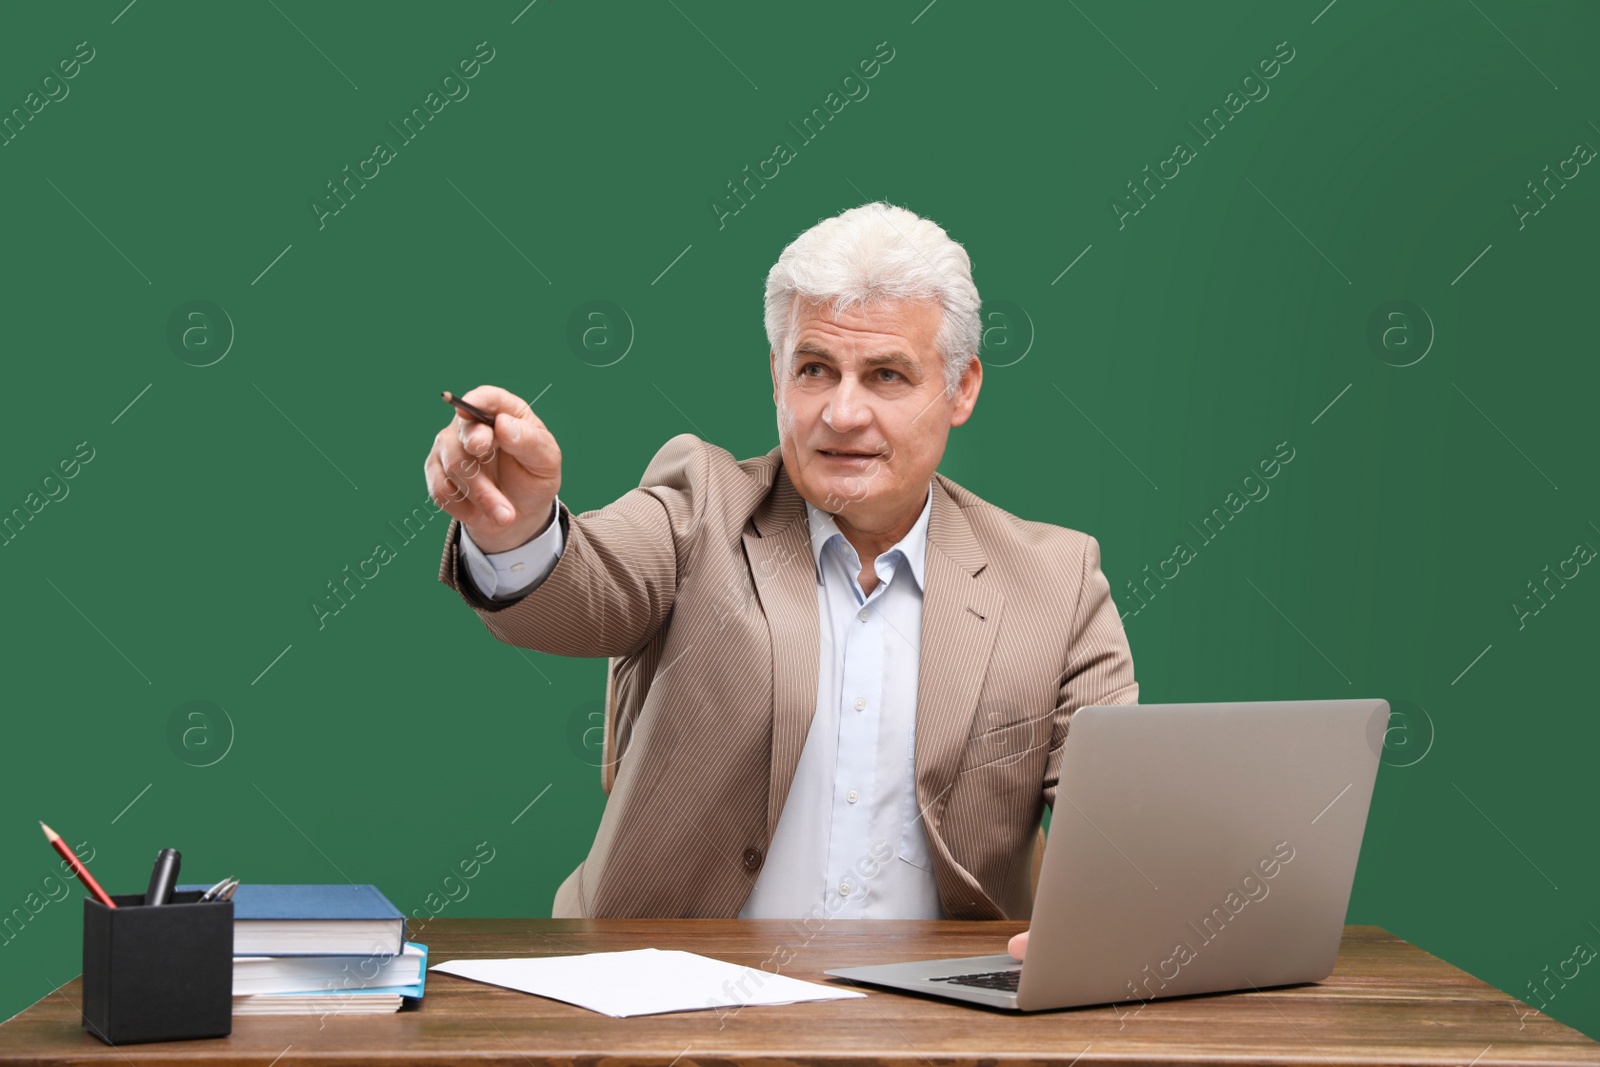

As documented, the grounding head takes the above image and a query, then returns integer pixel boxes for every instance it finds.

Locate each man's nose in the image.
[823,378,872,431]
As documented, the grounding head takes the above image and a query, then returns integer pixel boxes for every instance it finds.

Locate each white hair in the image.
[764,202,982,398]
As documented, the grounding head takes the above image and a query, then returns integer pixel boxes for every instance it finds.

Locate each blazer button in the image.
[742,847,762,871]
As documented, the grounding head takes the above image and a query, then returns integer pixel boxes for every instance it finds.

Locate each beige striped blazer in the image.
[437,433,1139,919]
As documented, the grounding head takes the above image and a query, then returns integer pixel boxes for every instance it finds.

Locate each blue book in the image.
[179,883,405,956]
[232,944,428,1015]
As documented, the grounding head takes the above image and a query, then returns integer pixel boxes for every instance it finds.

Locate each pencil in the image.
[441,391,497,428]
[39,821,116,909]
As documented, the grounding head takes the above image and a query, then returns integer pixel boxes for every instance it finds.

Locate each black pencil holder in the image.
[81,891,233,1045]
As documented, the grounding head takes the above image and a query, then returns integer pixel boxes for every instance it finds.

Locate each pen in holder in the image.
[81,891,233,1045]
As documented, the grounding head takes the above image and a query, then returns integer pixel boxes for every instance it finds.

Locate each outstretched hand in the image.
[424,384,562,553]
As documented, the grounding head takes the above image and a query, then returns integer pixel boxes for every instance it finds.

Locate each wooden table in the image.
[1,921,1594,1065]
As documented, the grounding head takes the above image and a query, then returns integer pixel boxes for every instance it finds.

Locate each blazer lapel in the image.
[915,477,1005,881]
[741,456,821,844]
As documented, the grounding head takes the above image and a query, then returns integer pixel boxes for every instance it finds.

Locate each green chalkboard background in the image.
[1,0,1596,1041]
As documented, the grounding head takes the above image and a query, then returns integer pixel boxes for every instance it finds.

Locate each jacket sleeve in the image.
[437,433,711,659]
[1042,533,1139,812]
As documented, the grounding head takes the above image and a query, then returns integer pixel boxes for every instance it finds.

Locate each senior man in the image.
[425,202,1138,939]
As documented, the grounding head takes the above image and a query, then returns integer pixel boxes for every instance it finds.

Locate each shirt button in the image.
[839,881,853,896]
[854,697,866,711]
[858,608,870,622]
[846,789,859,804]
[742,847,763,871]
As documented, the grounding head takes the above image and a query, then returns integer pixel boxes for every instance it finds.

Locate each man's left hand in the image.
[1008,930,1029,960]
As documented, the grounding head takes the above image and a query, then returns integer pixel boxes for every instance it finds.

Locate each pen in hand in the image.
[442,391,497,428]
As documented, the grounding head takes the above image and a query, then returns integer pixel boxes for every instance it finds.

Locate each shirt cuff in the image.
[458,498,565,602]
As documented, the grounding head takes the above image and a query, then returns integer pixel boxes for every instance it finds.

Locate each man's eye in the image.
[876,369,901,382]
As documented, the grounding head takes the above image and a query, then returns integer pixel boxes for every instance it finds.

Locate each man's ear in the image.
[770,349,780,403]
[949,354,983,427]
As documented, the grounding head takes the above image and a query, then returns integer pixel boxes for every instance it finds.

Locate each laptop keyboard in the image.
[928,968,1021,992]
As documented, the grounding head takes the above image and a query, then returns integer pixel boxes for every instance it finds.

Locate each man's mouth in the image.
[818,449,883,459]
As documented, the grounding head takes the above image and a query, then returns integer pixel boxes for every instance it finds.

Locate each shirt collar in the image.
[805,481,934,593]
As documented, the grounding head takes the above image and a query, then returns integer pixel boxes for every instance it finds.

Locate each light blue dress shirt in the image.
[458,482,942,921]
[738,483,941,921]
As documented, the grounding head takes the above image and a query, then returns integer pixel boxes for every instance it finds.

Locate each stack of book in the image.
[182,883,425,1015]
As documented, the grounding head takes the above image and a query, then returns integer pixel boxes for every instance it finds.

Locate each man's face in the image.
[771,297,981,530]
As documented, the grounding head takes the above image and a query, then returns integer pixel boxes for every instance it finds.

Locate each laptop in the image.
[824,698,1387,1011]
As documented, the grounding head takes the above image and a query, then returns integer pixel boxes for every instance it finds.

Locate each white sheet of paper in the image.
[429,947,866,1017]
